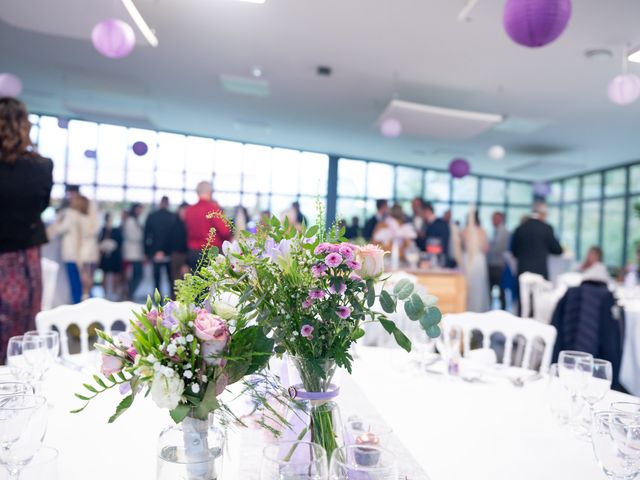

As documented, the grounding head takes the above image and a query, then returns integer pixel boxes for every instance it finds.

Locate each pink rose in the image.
[100,353,123,377]
[194,310,230,365]
[356,244,386,279]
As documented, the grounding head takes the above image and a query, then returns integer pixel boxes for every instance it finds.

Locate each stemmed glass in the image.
[546,364,571,425]
[261,441,328,480]
[0,394,48,480]
[593,411,640,479]
[23,331,59,373]
[6,337,46,393]
[329,445,398,480]
[0,383,34,397]
[558,351,593,430]
[611,402,640,416]
[579,358,613,434]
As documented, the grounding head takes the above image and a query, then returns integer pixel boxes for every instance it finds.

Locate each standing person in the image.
[344,216,361,239]
[123,203,145,300]
[168,203,189,295]
[144,196,175,297]
[363,199,388,241]
[0,97,53,364]
[487,211,509,310]
[444,210,462,268]
[411,197,425,234]
[461,209,490,312]
[76,195,100,300]
[98,212,123,300]
[292,201,307,228]
[419,202,452,266]
[184,181,232,270]
[511,202,563,282]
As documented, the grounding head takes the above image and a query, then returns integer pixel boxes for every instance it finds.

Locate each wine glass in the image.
[591,411,639,480]
[329,445,397,480]
[546,364,571,425]
[558,350,593,430]
[579,358,613,434]
[0,383,34,397]
[0,395,48,480]
[609,412,640,466]
[261,441,328,480]
[611,402,640,415]
[23,331,59,372]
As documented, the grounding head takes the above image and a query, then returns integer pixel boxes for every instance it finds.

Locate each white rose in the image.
[356,244,387,279]
[150,371,184,410]
[212,301,238,321]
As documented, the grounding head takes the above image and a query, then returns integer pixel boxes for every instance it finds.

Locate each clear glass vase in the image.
[157,413,225,480]
[286,356,344,461]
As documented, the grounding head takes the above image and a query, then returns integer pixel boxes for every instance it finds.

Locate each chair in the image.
[518,272,549,318]
[35,298,142,356]
[40,257,59,311]
[531,282,565,325]
[442,310,558,371]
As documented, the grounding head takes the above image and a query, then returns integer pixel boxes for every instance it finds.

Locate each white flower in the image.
[183,370,193,379]
[212,301,238,321]
[186,334,194,343]
[150,371,184,410]
[145,354,157,363]
[191,383,200,394]
[188,321,194,328]
[166,344,177,356]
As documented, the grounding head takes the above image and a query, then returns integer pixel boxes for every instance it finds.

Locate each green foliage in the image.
[393,279,414,300]
[379,290,396,314]
[108,394,134,423]
[404,293,425,320]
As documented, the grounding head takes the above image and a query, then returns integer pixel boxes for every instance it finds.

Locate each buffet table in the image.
[5,346,636,480]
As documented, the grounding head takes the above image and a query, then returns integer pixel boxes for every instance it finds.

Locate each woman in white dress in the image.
[461,208,490,312]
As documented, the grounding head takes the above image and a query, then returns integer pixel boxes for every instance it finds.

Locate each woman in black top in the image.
[0,97,53,364]
[98,212,124,299]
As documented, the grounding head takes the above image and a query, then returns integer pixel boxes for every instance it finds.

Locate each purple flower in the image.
[309,289,326,299]
[328,281,347,295]
[336,306,352,319]
[346,260,362,270]
[162,301,179,328]
[349,272,363,282]
[314,243,333,255]
[338,244,356,260]
[325,252,342,268]
[311,263,328,278]
[301,325,314,338]
[119,382,132,395]
[302,298,313,309]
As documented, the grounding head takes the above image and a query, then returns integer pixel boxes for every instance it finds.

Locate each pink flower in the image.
[325,252,342,268]
[338,244,356,260]
[336,306,351,319]
[302,298,313,309]
[311,263,328,278]
[314,243,333,255]
[355,244,386,279]
[146,309,160,326]
[126,346,138,360]
[346,260,362,270]
[349,272,363,282]
[309,289,326,299]
[194,310,230,366]
[328,281,347,295]
[301,325,314,338]
[100,353,123,377]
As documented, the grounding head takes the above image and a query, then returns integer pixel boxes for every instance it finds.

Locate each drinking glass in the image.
[611,402,640,416]
[261,441,328,480]
[436,327,462,376]
[6,338,41,390]
[558,351,593,429]
[546,363,571,425]
[0,395,48,480]
[329,445,397,480]
[609,412,640,467]
[344,417,393,448]
[591,411,639,480]
[580,359,613,432]
[23,331,59,372]
[0,383,34,397]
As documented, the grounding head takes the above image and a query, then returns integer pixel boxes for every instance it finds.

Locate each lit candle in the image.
[354,433,380,466]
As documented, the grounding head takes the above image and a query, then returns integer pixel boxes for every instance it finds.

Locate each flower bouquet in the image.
[205,215,442,457]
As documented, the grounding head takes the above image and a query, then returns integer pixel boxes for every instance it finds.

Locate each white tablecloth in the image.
[3,347,637,480]
[620,300,640,395]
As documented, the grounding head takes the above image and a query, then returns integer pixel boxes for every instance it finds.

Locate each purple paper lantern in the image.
[132,141,148,156]
[379,118,402,138]
[607,73,640,106]
[0,73,23,97]
[84,149,97,159]
[57,118,69,129]
[503,0,572,48]
[533,181,551,197]
[91,19,135,59]
[449,158,470,179]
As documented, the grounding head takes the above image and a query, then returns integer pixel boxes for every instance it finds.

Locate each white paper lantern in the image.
[488,145,506,160]
[608,73,640,106]
[379,118,402,138]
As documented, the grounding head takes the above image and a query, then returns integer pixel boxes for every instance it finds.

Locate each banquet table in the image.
[3,347,637,480]
[620,298,640,395]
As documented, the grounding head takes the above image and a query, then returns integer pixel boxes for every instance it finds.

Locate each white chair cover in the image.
[40,257,60,311]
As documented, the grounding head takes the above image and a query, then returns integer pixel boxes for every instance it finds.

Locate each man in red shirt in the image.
[184,181,232,270]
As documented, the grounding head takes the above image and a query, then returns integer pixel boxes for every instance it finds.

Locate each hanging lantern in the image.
[533,181,551,197]
[607,73,640,106]
[57,118,69,129]
[92,19,136,59]
[488,145,506,160]
[132,141,148,156]
[0,73,23,97]
[449,158,470,178]
[503,0,572,48]
[379,118,402,138]
[84,149,97,159]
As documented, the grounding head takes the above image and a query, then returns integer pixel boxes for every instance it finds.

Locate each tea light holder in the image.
[354,433,380,466]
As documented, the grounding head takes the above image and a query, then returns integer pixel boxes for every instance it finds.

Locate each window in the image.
[605,168,626,197]
[366,162,394,200]
[561,204,578,256]
[580,200,601,259]
[156,132,186,189]
[126,129,156,188]
[452,175,478,203]
[395,166,422,200]
[506,206,530,231]
[628,196,640,264]
[602,198,625,267]
[37,116,68,184]
[631,166,640,194]
[96,124,127,186]
[185,136,216,191]
[481,178,506,204]
[66,120,98,185]
[548,182,562,204]
[507,181,532,205]
[272,148,301,196]
[424,171,450,202]
[582,173,601,200]
[564,178,579,202]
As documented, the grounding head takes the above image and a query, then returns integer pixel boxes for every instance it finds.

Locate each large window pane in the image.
[452,175,478,203]
[481,178,506,203]
[214,140,243,192]
[299,152,328,198]
[126,129,156,188]
[548,182,562,204]
[66,120,97,185]
[507,181,532,205]
[37,116,68,184]
[605,168,626,197]
[506,206,530,231]
[96,124,127,186]
[185,136,216,191]
[582,173,601,200]
[580,200,601,259]
[548,206,561,234]
[425,171,450,202]
[367,162,394,200]
[272,148,301,196]
[338,159,366,197]
[631,166,640,194]
[561,204,578,255]
[336,197,367,224]
[298,196,326,225]
[602,198,625,267]
[628,196,640,264]
[396,166,423,200]
[156,132,186,189]
[564,178,579,202]
[242,144,272,194]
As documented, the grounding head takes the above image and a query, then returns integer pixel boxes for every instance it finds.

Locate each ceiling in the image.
[2,0,640,180]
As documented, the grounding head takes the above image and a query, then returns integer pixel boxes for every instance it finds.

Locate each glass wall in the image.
[547,165,639,268]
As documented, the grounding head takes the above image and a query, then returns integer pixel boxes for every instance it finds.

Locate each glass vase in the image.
[286,356,344,461]
[157,413,225,480]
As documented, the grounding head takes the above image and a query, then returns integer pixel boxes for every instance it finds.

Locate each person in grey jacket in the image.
[487,212,509,310]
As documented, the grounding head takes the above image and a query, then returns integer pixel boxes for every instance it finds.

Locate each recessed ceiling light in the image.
[252,67,263,78]
[628,46,640,64]
[234,0,266,4]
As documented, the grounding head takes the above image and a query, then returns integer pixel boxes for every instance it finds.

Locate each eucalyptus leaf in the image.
[420,293,439,307]
[392,329,412,353]
[378,318,396,335]
[393,279,414,300]
[426,324,442,338]
[404,293,425,320]
[419,307,442,330]
[366,279,376,307]
[379,290,396,314]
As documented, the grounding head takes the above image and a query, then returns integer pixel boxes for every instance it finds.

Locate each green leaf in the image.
[419,293,439,307]
[366,279,376,307]
[404,293,425,321]
[305,225,319,238]
[108,394,134,423]
[393,279,414,300]
[419,307,442,330]
[169,404,192,424]
[193,382,221,420]
[378,318,396,335]
[379,290,396,314]
[393,329,412,353]
[74,393,91,401]
[83,383,98,394]
[93,375,107,389]
[274,345,286,354]
[426,324,441,338]
[350,328,365,341]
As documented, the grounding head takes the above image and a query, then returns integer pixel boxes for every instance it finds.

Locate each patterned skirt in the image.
[0,247,42,365]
